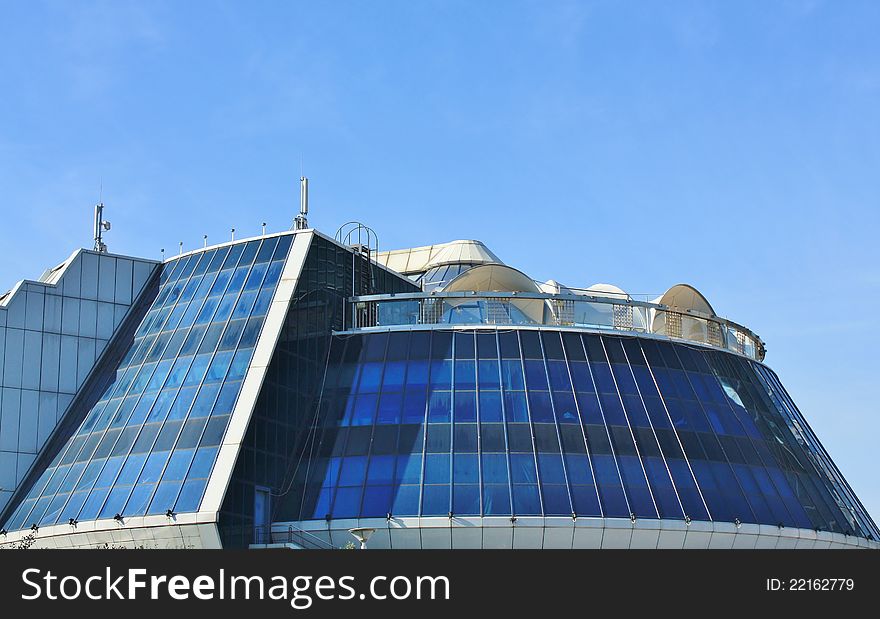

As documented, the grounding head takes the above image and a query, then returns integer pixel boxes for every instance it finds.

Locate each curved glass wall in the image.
[281,329,878,541]
[416,263,479,291]
[2,235,293,531]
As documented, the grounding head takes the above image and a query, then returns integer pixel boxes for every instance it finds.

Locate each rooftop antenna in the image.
[231,227,236,241]
[93,182,111,253]
[203,234,208,248]
[262,222,267,235]
[294,175,309,230]
[179,241,183,255]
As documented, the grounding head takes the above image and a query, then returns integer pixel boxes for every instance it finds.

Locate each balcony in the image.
[344,291,765,361]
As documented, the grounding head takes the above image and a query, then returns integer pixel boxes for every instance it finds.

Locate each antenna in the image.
[231,228,236,241]
[93,197,111,253]
[203,234,208,248]
[262,222,267,235]
[294,176,309,230]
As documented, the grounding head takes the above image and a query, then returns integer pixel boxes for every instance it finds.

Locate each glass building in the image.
[0,228,877,549]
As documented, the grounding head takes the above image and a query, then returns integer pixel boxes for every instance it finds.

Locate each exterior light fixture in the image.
[324,513,332,523]
[69,519,77,527]
[30,524,39,533]
[571,513,577,522]
[348,527,376,550]
[510,516,517,524]
[0,529,7,536]
[630,512,637,523]
[113,514,124,523]
[734,518,742,528]
[166,509,175,519]
[684,515,692,525]
[386,512,393,521]
[448,511,454,519]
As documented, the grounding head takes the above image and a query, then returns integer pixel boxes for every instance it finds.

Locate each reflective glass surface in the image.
[286,329,878,540]
[3,235,292,530]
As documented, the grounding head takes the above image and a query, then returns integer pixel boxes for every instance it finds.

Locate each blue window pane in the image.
[528,391,554,422]
[453,485,480,515]
[427,390,451,422]
[537,454,567,484]
[361,486,393,517]
[148,481,183,515]
[422,485,450,515]
[542,484,572,515]
[351,394,377,425]
[454,360,476,389]
[187,447,219,480]
[123,485,155,516]
[358,363,383,392]
[483,485,511,515]
[168,387,197,420]
[99,487,133,519]
[424,454,451,484]
[183,354,211,386]
[405,360,429,387]
[501,360,524,390]
[477,359,500,389]
[453,391,476,422]
[332,487,362,518]
[205,351,234,382]
[377,393,402,424]
[510,453,538,483]
[513,485,541,515]
[213,382,241,415]
[454,454,479,483]
[339,456,367,486]
[478,391,503,422]
[78,488,111,520]
[228,350,252,380]
[552,391,579,424]
[481,454,509,483]
[367,455,395,485]
[396,455,422,484]
[402,389,427,423]
[117,454,147,486]
[95,456,124,488]
[429,360,452,388]
[138,451,170,485]
[190,383,221,417]
[571,485,601,516]
[174,479,208,512]
[391,486,420,516]
[504,391,528,422]
[163,450,196,481]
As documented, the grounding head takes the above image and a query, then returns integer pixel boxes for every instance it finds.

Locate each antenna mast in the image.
[93,201,111,253]
[294,176,309,230]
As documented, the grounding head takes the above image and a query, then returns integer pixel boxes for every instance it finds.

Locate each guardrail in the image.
[345,291,765,361]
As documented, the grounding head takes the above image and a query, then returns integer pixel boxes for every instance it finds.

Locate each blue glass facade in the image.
[281,329,878,541]
[2,235,292,531]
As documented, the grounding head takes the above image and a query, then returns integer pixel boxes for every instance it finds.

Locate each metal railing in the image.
[252,524,338,549]
[345,291,766,361]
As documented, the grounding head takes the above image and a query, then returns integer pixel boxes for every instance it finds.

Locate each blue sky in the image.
[1,1,879,520]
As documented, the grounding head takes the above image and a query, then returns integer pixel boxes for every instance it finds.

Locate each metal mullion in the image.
[767,370,880,537]
[514,331,543,517]
[138,240,264,516]
[705,358,801,528]
[74,255,215,520]
[536,332,576,517]
[636,343,711,521]
[670,346,757,524]
[755,363,870,536]
[579,335,632,517]
[598,337,660,519]
[558,332,603,518]
[619,341,687,520]
[358,330,390,519]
